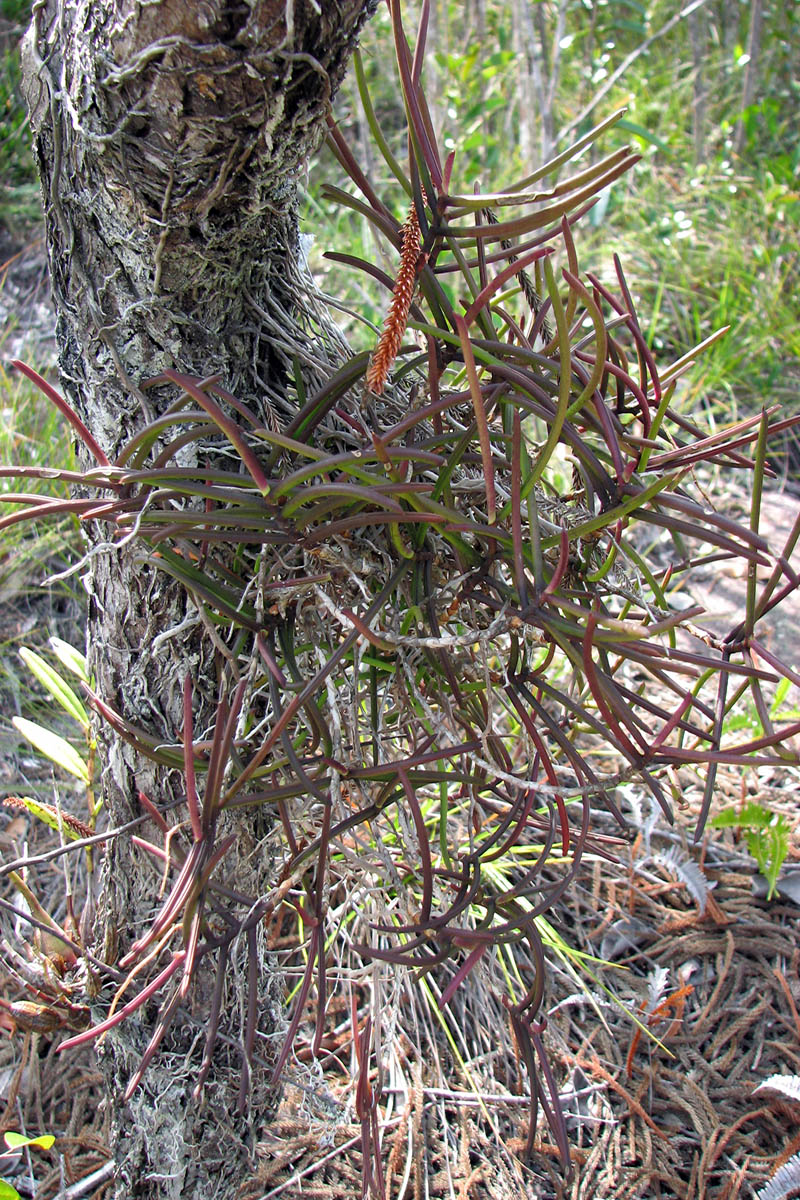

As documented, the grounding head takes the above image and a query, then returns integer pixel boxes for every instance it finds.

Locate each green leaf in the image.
[0,1180,21,1200]
[48,637,89,684]
[710,807,746,829]
[771,677,800,721]
[4,1132,55,1151]
[19,647,89,730]
[711,804,790,900]
[11,717,90,784]
[738,802,774,830]
[745,816,790,900]
[711,801,771,831]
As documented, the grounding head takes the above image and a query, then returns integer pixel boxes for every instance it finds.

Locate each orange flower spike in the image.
[366,194,425,395]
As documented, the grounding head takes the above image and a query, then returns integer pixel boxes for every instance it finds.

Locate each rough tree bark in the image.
[20,2,375,1195]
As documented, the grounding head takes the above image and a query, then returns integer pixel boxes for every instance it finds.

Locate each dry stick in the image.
[0,814,149,878]
[774,1126,800,1173]
[62,1161,115,1200]
[702,1104,774,1179]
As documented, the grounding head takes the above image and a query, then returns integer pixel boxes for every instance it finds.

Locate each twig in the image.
[61,1159,115,1199]
[0,813,154,878]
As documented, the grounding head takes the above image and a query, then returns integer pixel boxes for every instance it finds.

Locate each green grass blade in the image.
[19,647,89,730]
[12,717,90,784]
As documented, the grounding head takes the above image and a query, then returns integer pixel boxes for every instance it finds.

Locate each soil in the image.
[688,489,800,664]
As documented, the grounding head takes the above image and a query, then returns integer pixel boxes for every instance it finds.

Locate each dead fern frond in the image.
[366,195,424,394]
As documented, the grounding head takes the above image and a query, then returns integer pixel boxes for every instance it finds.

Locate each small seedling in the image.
[711,802,791,900]
[0,1132,55,1200]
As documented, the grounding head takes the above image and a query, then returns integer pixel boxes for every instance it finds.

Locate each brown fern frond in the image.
[366,195,424,395]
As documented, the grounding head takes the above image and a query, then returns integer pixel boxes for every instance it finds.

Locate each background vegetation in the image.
[310,0,799,473]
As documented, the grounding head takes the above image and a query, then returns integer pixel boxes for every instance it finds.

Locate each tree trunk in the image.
[513,0,535,172]
[20,2,374,1195]
[688,1,706,165]
[733,0,763,155]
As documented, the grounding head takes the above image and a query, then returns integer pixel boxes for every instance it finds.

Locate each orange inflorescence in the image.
[3,795,93,841]
[366,195,424,395]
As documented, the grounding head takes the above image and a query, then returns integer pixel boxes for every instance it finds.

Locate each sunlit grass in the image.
[0,362,79,564]
[0,362,82,704]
